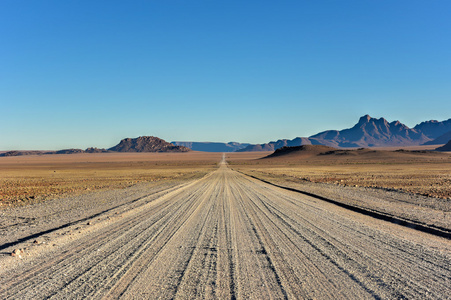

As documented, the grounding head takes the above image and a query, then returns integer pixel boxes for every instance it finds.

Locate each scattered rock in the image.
[11,249,23,258]
[33,240,40,244]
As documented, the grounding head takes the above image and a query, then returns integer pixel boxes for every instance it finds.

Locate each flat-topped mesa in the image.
[109,136,190,153]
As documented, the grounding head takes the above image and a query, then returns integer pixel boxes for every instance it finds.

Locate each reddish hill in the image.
[109,136,190,153]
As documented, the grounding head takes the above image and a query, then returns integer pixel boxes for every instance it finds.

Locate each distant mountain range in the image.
[2,116,451,156]
[1,148,109,157]
[238,115,451,151]
[236,138,318,152]
[171,141,251,152]
[1,136,189,157]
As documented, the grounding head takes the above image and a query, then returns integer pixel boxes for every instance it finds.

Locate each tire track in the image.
[233,172,449,298]
[237,171,451,239]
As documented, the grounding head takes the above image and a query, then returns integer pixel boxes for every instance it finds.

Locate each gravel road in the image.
[1,162,450,299]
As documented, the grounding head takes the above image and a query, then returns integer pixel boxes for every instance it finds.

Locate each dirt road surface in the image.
[1,162,450,299]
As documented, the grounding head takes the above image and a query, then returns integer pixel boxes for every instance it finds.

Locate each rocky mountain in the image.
[172,141,252,152]
[309,115,430,148]
[435,140,451,151]
[237,137,318,152]
[414,119,451,140]
[109,136,190,153]
[239,115,451,151]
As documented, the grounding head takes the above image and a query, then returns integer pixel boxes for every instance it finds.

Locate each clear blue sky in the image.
[1,0,450,150]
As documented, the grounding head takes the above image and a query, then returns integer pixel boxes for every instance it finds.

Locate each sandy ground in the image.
[0,161,450,299]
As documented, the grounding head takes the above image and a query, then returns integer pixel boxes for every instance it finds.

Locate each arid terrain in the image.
[0,152,221,207]
[0,151,450,298]
[229,146,451,199]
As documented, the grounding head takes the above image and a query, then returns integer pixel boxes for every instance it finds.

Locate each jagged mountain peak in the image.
[358,114,372,124]
[355,115,391,127]
[310,115,426,147]
[240,115,450,152]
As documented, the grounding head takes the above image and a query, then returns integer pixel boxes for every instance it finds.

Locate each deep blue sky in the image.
[1,1,450,150]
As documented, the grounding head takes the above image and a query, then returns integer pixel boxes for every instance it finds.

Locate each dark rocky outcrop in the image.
[263,145,336,159]
[435,140,451,151]
[85,147,109,153]
[109,136,190,153]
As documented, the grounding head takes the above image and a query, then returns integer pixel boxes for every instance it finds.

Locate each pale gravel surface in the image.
[0,163,450,299]
[234,170,451,232]
[0,178,199,248]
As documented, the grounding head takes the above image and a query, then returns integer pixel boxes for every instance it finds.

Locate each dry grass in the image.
[0,152,222,207]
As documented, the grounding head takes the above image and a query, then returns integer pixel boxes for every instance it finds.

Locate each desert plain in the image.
[0,152,222,207]
[0,149,450,299]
